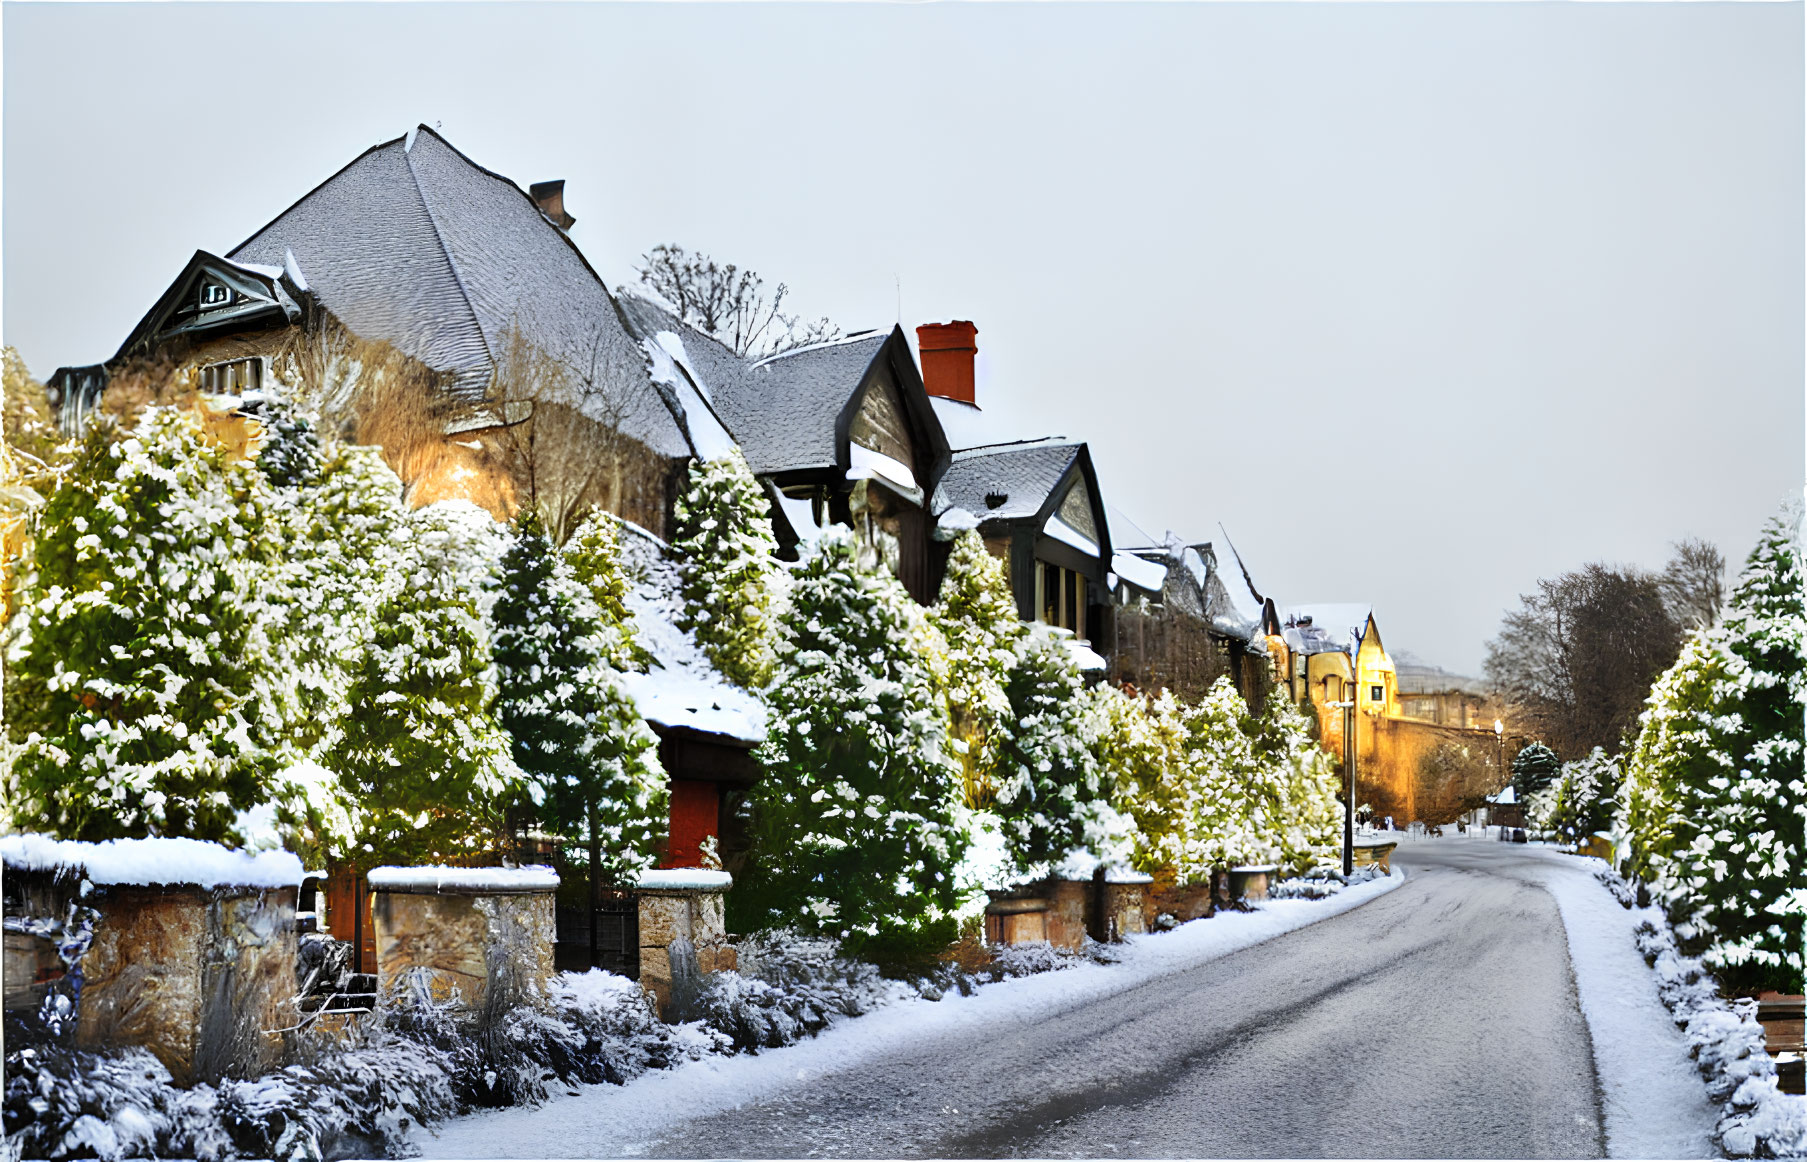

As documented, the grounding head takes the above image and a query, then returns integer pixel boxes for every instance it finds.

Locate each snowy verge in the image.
[1598,866,1805,1159]
[413,868,1405,1158]
[1516,849,1723,1158]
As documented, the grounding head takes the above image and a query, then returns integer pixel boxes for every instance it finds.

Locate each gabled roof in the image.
[932,438,1111,567]
[934,439,1081,524]
[115,251,306,360]
[226,125,689,457]
[703,325,947,481]
[1282,603,1379,658]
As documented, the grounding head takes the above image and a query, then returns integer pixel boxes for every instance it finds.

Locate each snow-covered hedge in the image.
[1596,866,1807,1159]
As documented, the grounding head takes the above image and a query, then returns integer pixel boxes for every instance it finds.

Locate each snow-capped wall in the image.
[0,834,303,890]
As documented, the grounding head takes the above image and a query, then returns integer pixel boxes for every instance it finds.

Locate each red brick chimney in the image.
[917,320,978,405]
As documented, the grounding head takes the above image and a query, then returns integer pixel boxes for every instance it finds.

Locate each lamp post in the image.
[1494,718,1505,834]
[1332,648,1359,876]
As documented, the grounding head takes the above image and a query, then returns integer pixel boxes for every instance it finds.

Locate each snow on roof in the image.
[0,834,303,890]
[1042,512,1099,557]
[933,440,1082,525]
[1281,603,1374,656]
[644,331,738,461]
[928,396,1063,452]
[848,442,923,503]
[367,865,559,893]
[1111,551,1169,595]
[1489,785,1518,805]
[613,518,768,744]
[935,506,982,542]
[631,868,734,891]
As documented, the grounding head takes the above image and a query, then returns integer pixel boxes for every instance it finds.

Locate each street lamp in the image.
[1494,718,1505,835]
[1332,647,1359,876]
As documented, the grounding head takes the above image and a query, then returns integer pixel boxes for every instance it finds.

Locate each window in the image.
[1037,560,1086,638]
[200,357,264,395]
[1370,684,1385,702]
[198,281,231,308]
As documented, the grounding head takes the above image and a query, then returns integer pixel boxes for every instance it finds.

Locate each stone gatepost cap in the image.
[0,834,302,892]
[366,865,559,895]
[629,868,733,893]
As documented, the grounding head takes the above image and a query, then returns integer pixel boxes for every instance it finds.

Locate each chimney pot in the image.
[530,180,575,231]
[916,320,978,405]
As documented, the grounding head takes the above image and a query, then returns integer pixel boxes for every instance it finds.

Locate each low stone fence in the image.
[367,866,558,1018]
[1,835,301,1085]
[985,868,1156,949]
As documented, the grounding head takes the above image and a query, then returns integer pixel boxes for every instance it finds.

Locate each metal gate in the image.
[555,889,639,977]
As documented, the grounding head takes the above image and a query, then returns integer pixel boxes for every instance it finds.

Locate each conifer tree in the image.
[493,511,666,884]
[564,509,651,672]
[991,632,1107,872]
[1512,741,1562,801]
[742,529,965,959]
[7,408,284,841]
[1621,505,1805,993]
[319,501,521,865]
[1093,684,1191,876]
[1243,683,1343,872]
[670,450,782,689]
[930,531,1023,809]
[1176,678,1270,873]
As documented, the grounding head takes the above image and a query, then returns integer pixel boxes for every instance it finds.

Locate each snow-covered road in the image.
[413,842,1719,1159]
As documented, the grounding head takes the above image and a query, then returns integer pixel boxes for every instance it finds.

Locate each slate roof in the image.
[719,333,891,475]
[932,440,1082,523]
[229,126,689,457]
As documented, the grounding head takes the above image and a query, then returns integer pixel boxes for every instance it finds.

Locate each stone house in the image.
[1270,605,1503,826]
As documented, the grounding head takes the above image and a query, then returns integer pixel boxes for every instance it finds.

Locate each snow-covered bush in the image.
[1174,678,1271,872]
[1528,747,1619,843]
[1090,683,1187,877]
[492,512,667,881]
[1242,687,1344,873]
[1619,889,1807,1159]
[991,632,1109,874]
[1620,505,1805,995]
[6,408,287,843]
[317,501,520,864]
[670,449,782,689]
[741,528,966,960]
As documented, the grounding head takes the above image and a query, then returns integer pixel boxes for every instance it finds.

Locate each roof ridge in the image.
[402,132,497,373]
[750,329,885,368]
[951,436,1078,457]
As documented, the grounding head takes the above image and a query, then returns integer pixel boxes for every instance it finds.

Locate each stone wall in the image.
[372,885,556,1017]
[76,885,297,1085]
[986,876,1153,949]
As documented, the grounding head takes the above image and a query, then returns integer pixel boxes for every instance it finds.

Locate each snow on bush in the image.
[1269,863,1390,901]
[492,510,666,882]
[1527,747,1618,843]
[670,449,783,690]
[930,531,1024,810]
[740,528,967,959]
[6,408,288,844]
[1620,504,1805,995]
[1604,872,1807,1159]
[316,500,521,865]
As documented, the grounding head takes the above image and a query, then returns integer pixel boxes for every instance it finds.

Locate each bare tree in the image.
[1484,563,1683,758]
[633,244,841,359]
[1659,536,1725,630]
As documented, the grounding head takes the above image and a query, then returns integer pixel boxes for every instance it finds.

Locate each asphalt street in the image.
[630,840,1605,1159]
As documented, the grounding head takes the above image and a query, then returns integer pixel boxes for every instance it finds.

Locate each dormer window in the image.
[198,282,231,309]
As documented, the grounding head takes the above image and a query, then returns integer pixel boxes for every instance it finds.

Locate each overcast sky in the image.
[5,2,1801,674]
